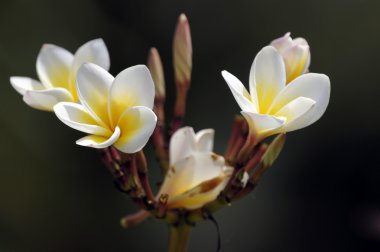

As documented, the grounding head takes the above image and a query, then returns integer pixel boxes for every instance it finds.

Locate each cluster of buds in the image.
[10,12,330,252]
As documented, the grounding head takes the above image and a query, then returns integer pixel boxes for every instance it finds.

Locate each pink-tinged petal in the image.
[36,44,74,89]
[69,39,110,96]
[76,63,114,127]
[108,65,155,127]
[282,44,310,83]
[169,127,197,166]
[195,129,214,152]
[249,46,286,113]
[270,32,293,53]
[10,76,44,95]
[76,127,120,149]
[222,70,257,113]
[114,106,157,153]
[269,73,330,127]
[23,88,74,111]
[54,102,111,136]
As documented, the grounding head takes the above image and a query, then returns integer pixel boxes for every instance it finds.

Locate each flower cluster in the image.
[10,13,330,252]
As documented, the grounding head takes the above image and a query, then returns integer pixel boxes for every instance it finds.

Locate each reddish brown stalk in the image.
[226,135,245,165]
[225,116,245,156]
[236,132,257,165]
[169,85,189,137]
[152,98,169,172]
[242,144,267,172]
[120,210,151,229]
[135,151,156,205]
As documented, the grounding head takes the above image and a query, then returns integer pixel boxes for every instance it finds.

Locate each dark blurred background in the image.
[1,0,380,251]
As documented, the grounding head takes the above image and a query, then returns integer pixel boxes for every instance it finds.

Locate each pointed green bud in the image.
[173,13,192,87]
[261,133,286,168]
[251,133,286,184]
[147,47,165,99]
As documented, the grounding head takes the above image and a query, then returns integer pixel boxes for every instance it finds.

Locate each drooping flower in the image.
[54,63,157,153]
[222,46,330,142]
[270,32,310,83]
[158,127,233,210]
[10,39,110,111]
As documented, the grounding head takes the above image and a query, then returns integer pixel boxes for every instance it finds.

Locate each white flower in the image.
[222,46,330,141]
[270,32,310,83]
[10,39,110,111]
[53,63,157,153]
[158,127,233,210]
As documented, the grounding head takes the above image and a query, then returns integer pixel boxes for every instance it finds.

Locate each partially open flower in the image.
[270,32,310,83]
[10,39,110,111]
[222,46,330,142]
[158,127,233,210]
[54,63,157,153]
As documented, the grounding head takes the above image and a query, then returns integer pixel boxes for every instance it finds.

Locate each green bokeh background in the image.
[1,0,380,251]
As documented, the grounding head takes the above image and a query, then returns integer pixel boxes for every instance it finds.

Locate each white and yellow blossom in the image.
[53,63,157,153]
[222,46,330,141]
[10,39,110,111]
[158,127,233,210]
[270,32,310,83]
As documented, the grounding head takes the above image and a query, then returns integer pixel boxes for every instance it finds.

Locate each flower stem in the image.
[168,224,192,252]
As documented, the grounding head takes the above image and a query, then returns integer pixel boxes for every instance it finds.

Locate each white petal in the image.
[10,76,44,95]
[274,97,316,132]
[76,63,114,127]
[108,65,155,127]
[169,127,197,166]
[23,88,74,111]
[114,106,157,153]
[269,73,330,127]
[249,46,286,113]
[221,70,257,113]
[241,111,285,140]
[54,102,111,136]
[76,127,120,149]
[69,39,110,94]
[36,44,74,89]
[195,129,214,152]
[159,153,228,200]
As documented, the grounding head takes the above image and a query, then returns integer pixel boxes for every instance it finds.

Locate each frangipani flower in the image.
[222,46,330,142]
[270,32,310,83]
[10,39,110,111]
[54,63,157,153]
[158,127,233,210]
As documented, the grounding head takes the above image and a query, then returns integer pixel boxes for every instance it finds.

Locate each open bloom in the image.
[270,32,310,83]
[222,46,330,141]
[54,63,157,153]
[10,39,110,111]
[158,127,233,210]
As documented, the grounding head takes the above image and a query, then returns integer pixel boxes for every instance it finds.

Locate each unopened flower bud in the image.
[147,47,165,99]
[270,32,310,83]
[173,13,192,88]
